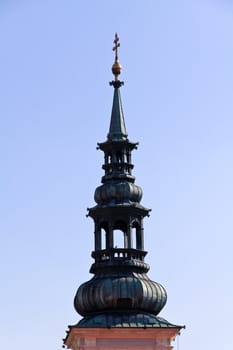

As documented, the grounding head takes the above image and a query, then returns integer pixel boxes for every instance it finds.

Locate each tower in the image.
[64,34,183,350]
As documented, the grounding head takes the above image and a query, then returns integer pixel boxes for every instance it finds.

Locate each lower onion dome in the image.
[74,271,167,317]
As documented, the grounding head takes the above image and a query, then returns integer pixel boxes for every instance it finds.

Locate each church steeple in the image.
[64,34,183,349]
[73,34,169,326]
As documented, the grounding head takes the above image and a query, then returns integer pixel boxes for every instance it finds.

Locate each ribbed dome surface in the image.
[94,182,143,205]
[74,271,167,317]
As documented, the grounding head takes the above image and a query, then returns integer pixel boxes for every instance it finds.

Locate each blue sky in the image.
[0,1,233,349]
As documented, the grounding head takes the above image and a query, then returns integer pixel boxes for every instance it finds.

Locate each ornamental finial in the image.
[112,33,122,81]
[113,33,120,61]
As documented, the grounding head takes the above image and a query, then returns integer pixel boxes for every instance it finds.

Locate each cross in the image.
[112,33,120,61]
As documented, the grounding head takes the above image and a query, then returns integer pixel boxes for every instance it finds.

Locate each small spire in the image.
[108,33,127,141]
[108,87,127,141]
[112,33,122,82]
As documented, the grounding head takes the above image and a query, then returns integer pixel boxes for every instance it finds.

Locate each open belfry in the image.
[64,34,184,350]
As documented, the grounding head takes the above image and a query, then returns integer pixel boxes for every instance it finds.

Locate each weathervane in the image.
[111,33,122,82]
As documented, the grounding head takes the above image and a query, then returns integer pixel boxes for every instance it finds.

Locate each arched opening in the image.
[126,151,131,163]
[100,222,108,250]
[120,150,126,163]
[132,220,141,250]
[131,226,136,249]
[116,151,122,163]
[107,153,112,163]
[113,229,125,248]
[100,228,106,249]
[113,220,128,248]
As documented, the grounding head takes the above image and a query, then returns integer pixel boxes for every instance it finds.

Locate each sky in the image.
[0,1,233,349]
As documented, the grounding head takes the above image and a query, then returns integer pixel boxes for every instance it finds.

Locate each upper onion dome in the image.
[94,181,143,205]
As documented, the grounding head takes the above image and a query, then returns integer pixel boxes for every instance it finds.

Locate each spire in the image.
[63,34,184,349]
[72,34,168,326]
[108,33,128,141]
[63,35,184,342]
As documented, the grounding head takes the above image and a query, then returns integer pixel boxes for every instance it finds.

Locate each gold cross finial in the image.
[111,33,122,82]
[113,33,120,62]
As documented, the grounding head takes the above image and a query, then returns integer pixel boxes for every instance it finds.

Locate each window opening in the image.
[113,229,125,248]
[101,228,106,250]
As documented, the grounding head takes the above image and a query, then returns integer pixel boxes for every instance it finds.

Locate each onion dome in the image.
[94,182,143,206]
[74,271,167,317]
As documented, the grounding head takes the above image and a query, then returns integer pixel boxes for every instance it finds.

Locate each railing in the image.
[92,248,147,263]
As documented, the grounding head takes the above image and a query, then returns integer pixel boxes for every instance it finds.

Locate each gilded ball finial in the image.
[112,33,122,81]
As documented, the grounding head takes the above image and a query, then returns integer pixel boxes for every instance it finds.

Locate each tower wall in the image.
[65,328,180,350]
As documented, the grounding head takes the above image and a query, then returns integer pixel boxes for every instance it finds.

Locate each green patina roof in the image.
[107,84,128,142]
[74,312,183,329]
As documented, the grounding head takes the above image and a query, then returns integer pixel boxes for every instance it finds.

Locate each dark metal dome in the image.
[94,182,143,205]
[74,271,167,317]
